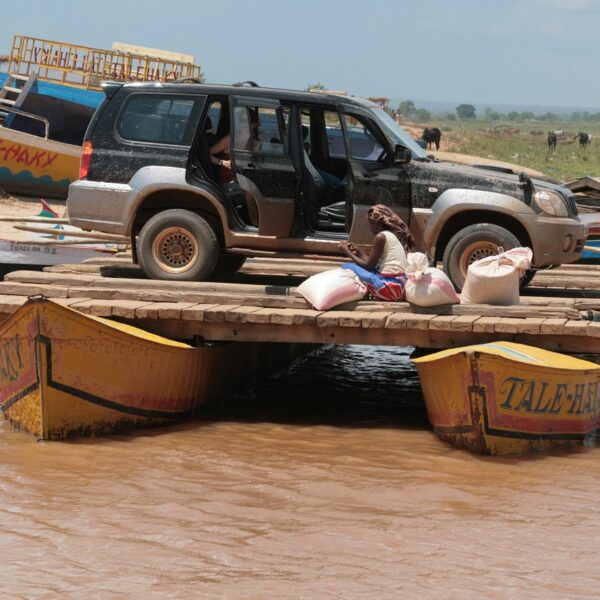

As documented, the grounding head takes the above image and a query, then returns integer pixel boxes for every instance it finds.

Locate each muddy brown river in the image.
[2,345,600,598]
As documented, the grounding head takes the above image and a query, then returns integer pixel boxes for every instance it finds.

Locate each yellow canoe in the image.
[0,126,80,199]
[0,297,289,439]
[413,342,600,455]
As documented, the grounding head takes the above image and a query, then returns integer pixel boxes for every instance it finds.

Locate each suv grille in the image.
[564,191,578,217]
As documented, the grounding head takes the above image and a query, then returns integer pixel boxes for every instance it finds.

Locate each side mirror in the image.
[394,144,412,165]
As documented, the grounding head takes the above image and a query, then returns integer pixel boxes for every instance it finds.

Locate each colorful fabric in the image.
[367,204,416,253]
[342,263,407,301]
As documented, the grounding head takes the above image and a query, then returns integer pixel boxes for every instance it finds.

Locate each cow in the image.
[547,131,557,151]
[422,127,442,151]
[578,132,590,148]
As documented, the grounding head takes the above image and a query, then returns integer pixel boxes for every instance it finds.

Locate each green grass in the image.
[443,121,600,182]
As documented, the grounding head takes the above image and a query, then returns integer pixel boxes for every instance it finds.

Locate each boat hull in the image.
[0,126,80,199]
[413,342,600,455]
[0,298,309,439]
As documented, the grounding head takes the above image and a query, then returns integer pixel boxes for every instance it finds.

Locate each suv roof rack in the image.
[232,81,259,87]
[172,77,204,84]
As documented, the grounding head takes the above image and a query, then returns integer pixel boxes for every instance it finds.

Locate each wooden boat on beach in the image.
[0,35,202,198]
[413,341,600,455]
[0,297,301,440]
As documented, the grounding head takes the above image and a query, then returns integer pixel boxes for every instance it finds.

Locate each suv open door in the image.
[230,96,298,238]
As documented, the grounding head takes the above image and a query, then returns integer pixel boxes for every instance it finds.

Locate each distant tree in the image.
[482,106,501,121]
[456,104,476,119]
[542,112,559,122]
[570,111,582,121]
[507,111,519,121]
[307,82,325,91]
[444,112,456,121]
[590,113,600,122]
[520,111,535,121]
[413,108,431,122]
[398,100,416,117]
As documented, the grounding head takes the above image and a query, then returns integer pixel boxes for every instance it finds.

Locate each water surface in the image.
[2,345,600,598]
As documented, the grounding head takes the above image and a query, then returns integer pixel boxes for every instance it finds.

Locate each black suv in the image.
[67,81,586,288]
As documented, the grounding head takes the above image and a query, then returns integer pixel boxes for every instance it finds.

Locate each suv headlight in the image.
[533,190,568,217]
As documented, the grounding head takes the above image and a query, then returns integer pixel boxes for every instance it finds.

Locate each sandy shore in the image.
[0,195,67,241]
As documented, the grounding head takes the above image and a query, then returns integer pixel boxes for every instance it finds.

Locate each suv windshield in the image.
[371,108,429,160]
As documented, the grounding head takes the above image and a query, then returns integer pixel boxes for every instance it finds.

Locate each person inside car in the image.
[209,109,260,187]
[339,204,415,301]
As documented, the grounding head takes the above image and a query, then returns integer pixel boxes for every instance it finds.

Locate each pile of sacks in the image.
[298,247,533,310]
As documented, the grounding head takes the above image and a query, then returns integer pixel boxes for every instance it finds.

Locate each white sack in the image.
[461,247,533,305]
[297,268,367,310]
[405,252,461,307]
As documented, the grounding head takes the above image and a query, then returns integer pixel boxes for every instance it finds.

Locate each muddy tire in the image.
[215,253,247,274]
[442,223,521,290]
[138,209,219,281]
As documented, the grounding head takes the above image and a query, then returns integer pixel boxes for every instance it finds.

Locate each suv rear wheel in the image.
[138,209,219,281]
[215,253,247,274]
[443,223,521,290]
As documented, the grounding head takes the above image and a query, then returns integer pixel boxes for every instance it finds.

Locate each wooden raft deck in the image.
[2,259,600,352]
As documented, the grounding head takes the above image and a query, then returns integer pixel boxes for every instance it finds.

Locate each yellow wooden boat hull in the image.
[413,342,600,455]
[0,298,298,439]
[0,127,80,199]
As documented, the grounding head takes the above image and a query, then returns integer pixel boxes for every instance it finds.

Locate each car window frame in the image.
[113,91,206,148]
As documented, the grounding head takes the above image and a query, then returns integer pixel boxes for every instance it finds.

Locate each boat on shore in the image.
[413,341,600,455]
[0,297,306,439]
[1,35,202,198]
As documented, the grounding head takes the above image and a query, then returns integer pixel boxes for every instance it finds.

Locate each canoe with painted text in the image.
[0,297,304,439]
[0,126,80,198]
[413,341,600,455]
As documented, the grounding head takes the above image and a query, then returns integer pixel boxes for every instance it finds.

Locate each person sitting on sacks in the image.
[338,204,415,301]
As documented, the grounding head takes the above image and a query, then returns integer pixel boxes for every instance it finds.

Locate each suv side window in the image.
[343,114,386,161]
[233,105,287,156]
[118,94,198,145]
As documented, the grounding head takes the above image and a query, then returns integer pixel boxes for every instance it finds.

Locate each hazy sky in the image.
[2,0,600,110]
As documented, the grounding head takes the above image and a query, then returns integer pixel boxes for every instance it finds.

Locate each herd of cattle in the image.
[418,126,592,153]
[547,130,592,150]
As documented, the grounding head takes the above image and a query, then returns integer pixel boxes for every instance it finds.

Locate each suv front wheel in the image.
[443,223,521,290]
[138,209,219,281]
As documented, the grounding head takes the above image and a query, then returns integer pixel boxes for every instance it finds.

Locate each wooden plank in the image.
[562,320,590,336]
[586,322,600,338]
[110,300,154,319]
[224,306,266,323]
[0,295,28,313]
[411,302,580,320]
[69,299,114,316]
[242,307,280,324]
[4,270,297,297]
[361,311,393,328]
[0,282,69,298]
[180,304,224,322]
[391,313,436,330]
[203,305,242,322]
[134,302,198,320]
[46,297,92,309]
[515,317,547,334]
[428,315,458,331]
[472,317,498,333]
[447,315,480,331]
[269,308,322,326]
[539,318,567,335]
[316,312,342,328]
[495,318,527,334]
